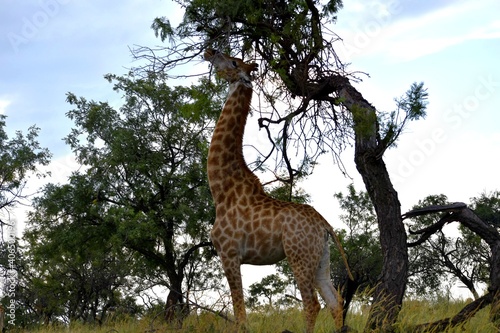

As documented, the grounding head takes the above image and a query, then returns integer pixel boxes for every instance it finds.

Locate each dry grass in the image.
[396,299,498,333]
[13,300,499,333]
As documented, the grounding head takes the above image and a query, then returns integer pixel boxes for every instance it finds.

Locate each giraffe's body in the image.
[204,49,349,332]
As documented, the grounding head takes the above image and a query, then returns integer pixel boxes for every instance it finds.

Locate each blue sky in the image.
[1,1,176,156]
[2,0,500,296]
[309,0,500,212]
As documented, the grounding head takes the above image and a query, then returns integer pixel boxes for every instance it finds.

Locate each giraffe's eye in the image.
[232,60,238,67]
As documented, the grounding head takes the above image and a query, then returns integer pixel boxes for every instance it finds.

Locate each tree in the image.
[332,184,382,315]
[471,191,500,227]
[27,71,225,324]
[471,191,500,324]
[407,194,490,300]
[19,179,138,326]
[0,115,51,230]
[247,274,287,309]
[141,1,429,330]
[403,201,500,331]
[0,115,50,329]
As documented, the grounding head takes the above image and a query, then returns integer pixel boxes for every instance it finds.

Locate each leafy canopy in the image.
[0,115,51,227]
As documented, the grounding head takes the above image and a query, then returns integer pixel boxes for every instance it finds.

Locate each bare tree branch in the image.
[402,203,500,330]
[409,293,492,333]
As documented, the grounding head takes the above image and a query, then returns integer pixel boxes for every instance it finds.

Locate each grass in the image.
[396,299,498,333]
[13,299,500,333]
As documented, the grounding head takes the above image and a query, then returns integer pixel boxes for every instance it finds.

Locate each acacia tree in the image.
[403,200,500,331]
[247,274,288,309]
[141,1,428,330]
[0,116,50,329]
[0,115,51,230]
[407,195,490,300]
[66,72,223,322]
[331,184,382,315]
[21,179,140,326]
[27,71,226,323]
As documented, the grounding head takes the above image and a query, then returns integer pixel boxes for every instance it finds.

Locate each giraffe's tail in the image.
[325,222,354,281]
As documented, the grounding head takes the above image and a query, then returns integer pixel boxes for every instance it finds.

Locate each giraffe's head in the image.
[204,49,258,85]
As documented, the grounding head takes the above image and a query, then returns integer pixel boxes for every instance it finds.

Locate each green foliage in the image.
[351,105,378,140]
[332,185,381,306]
[175,0,343,47]
[0,115,51,226]
[396,82,429,121]
[21,219,135,325]
[266,182,310,204]
[247,274,288,308]
[21,71,227,326]
[471,190,500,227]
[380,82,429,149]
[0,117,51,328]
[151,17,175,43]
[323,0,344,18]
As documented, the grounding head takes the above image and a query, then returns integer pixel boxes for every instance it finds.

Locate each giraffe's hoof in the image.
[340,325,356,333]
[281,330,294,333]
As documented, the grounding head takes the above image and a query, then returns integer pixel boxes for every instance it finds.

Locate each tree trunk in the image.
[338,86,408,332]
[355,149,407,332]
[490,242,500,327]
[490,246,500,331]
[442,208,500,328]
[165,279,188,325]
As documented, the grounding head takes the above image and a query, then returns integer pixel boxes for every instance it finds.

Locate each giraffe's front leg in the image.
[220,255,247,332]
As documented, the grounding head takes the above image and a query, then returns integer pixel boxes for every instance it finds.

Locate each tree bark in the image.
[337,85,408,332]
[355,152,407,332]
[165,280,188,325]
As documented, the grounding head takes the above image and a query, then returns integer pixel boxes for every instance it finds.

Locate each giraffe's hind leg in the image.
[286,240,322,333]
[315,242,344,329]
[294,269,321,333]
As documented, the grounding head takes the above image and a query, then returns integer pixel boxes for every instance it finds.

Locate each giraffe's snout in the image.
[203,48,220,61]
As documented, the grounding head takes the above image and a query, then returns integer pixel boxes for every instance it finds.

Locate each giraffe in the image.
[204,48,352,333]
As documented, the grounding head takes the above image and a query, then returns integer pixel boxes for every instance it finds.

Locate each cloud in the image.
[388,130,500,209]
[385,18,500,62]
[0,0,175,156]
[335,0,500,63]
[0,99,11,115]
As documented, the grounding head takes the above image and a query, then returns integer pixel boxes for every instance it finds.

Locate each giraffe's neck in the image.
[207,80,264,203]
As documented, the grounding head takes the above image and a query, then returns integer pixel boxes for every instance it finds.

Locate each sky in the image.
[306,0,500,215]
[1,0,500,297]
